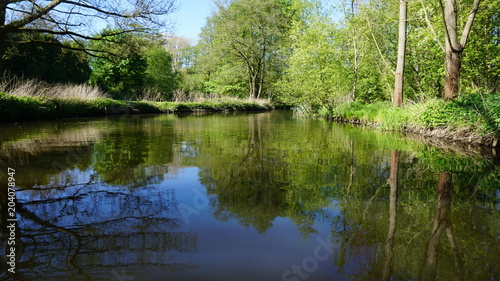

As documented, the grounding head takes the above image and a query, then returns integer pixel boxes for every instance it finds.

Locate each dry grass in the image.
[172,90,218,102]
[171,89,271,105]
[139,88,165,102]
[0,77,109,100]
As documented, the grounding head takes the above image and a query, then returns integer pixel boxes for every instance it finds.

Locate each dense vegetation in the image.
[0,0,498,138]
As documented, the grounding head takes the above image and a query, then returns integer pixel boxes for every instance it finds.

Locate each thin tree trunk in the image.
[393,0,407,107]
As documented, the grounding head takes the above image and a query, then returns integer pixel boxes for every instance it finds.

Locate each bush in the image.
[330,93,500,136]
[419,93,500,135]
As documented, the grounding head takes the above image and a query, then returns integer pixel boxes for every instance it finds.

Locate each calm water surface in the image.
[0,111,498,280]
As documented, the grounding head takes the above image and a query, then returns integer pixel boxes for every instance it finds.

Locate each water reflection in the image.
[420,173,460,281]
[0,112,498,280]
[11,183,196,280]
[382,150,399,280]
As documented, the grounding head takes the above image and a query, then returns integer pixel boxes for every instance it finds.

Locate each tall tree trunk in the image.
[250,74,259,99]
[350,0,359,102]
[444,48,462,100]
[440,0,481,100]
[443,0,460,100]
[393,0,407,107]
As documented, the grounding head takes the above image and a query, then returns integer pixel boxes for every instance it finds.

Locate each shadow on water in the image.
[0,111,498,280]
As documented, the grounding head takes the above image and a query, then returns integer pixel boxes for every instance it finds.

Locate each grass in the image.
[329,93,500,138]
[0,77,109,100]
[0,78,273,123]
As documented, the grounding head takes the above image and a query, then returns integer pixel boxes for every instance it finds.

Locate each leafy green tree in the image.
[89,31,148,99]
[144,46,179,100]
[89,30,179,100]
[276,0,352,111]
[460,0,500,93]
[196,0,295,99]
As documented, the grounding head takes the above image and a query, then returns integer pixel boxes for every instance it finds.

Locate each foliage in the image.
[88,30,149,99]
[420,93,500,134]
[0,91,273,122]
[332,93,500,136]
[158,98,272,112]
[0,77,108,99]
[276,0,351,109]
[144,46,179,100]
[88,30,180,100]
[1,33,90,83]
[460,0,500,93]
[0,92,164,122]
[194,0,296,98]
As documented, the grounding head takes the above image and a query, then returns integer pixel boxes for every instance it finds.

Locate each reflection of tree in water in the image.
[201,115,290,233]
[197,114,394,236]
[420,172,461,281]
[6,183,198,280]
[331,164,499,280]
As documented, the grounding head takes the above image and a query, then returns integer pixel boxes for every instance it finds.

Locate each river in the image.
[0,111,498,280]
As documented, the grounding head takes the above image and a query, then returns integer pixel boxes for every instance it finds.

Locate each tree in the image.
[343,0,398,103]
[163,35,195,72]
[88,30,148,99]
[0,0,177,61]
[393,0,407,107]
[144,45,179,100]
[459,0,499,93]
[276,0,352,111]
[197,0,295,99]
[439,0,481,100]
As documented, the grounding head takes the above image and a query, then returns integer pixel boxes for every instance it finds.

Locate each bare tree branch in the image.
[6,38,120,58]
[17,27,146,41]
[2,0,64,31]
[0,0,177,59]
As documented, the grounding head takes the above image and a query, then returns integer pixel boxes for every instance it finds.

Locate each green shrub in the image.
[419,93,499,135]
[330,93,499,136]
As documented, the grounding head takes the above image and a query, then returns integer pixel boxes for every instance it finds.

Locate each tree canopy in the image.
[0,0,177,58]
[195,0,296,99]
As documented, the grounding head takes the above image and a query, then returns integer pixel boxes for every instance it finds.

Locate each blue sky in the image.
[171,0,214,41]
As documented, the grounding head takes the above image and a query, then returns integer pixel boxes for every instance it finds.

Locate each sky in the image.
[171,0,215,41]
[170,0,339,42]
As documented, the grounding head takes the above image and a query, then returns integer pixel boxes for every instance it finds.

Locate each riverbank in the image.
[321,93,500,148]
[0,92,274,123]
